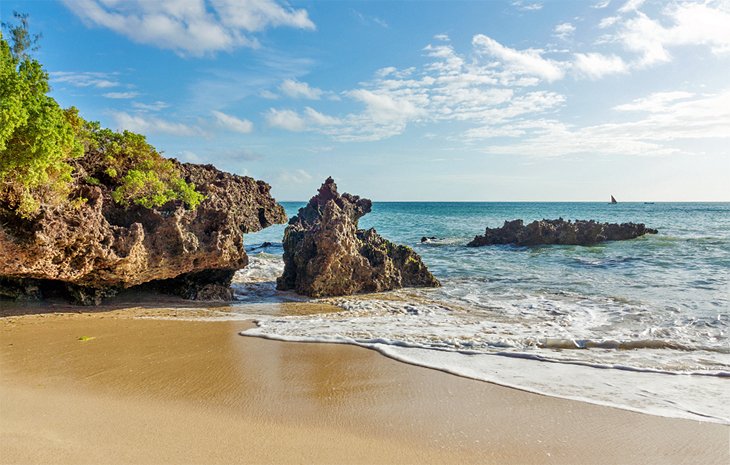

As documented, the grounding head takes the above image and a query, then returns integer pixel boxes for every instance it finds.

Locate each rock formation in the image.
[467,218,658,247]
[0,162,286,304]
[276,177,439,297]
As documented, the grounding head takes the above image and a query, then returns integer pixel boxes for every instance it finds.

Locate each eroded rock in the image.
[467,218,658,247]
[0,162,286,304]
[276,177,439,297]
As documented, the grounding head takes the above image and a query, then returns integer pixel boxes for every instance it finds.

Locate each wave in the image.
[242,325,730,424]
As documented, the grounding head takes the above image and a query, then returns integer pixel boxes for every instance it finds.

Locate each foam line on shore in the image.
[241,326,730,425]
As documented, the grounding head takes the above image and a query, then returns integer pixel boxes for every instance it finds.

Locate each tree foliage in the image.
[0,15,203,217]
[0,23,81,217]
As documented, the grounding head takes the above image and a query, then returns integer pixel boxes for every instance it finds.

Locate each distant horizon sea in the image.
[235,201,730,424]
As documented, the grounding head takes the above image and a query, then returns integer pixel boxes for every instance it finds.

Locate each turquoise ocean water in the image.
[238,202,729,423]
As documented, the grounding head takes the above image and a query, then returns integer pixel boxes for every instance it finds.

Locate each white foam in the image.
[231,253,729,424]
[241,297,730,424]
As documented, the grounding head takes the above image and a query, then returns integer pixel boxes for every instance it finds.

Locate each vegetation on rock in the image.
[0,14,202,218]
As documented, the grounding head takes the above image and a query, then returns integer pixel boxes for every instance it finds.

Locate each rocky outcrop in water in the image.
[276,177,439,297]
[0,162,286,304]
[467,218,658,247]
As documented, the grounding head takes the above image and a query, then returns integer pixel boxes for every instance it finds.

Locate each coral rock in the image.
[467,218,658,247]
[0,162,286,304]
[277,177,439,297]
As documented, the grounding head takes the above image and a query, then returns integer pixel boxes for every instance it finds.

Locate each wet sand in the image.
[1,308,728,465]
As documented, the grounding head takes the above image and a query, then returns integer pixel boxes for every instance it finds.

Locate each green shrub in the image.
[0,15,204,216]
[0,24,81,218]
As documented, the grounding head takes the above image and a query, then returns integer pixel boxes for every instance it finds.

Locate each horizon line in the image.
[277,200,730,203]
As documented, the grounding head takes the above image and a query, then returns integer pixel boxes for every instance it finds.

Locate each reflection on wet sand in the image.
[1,313,728,465]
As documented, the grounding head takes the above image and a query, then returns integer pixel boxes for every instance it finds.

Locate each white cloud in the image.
[618,13,672,67]
[50,71,120,88]
[348,89,424,124]
[132,101,170,112]
[554,22,576,41]
[279,79,323,99]
[472,34,566,82]
[480,89,730,157]
[573,53,628,79]
[259,89,279,99]
[613,2,730,68]
[618,0,645,14]
[512,1,543,11]
[434,34,450,41]
[62,0,314,56]
[103,91,139,99]
[265,108,307,131]
[599,16,620,28]
[272,38,568,142]
[593,0,611,8]
[613,91,695,112]
[213,0,315,31]
[212,110,254,133]
[351,9,389,28]
[304,107,342,126]
[111,112,202,136]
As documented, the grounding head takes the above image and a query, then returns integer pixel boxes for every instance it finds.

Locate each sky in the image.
[2,0,729,201]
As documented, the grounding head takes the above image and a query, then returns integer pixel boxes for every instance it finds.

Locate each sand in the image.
[1,306,728,465]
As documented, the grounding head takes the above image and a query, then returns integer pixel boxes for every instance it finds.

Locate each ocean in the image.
[235,202,730,424]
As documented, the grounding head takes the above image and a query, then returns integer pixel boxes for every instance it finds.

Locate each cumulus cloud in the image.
[573,53,628,79]
[62,0,315,56]
[268,36,567,142]
[265,108,307,131]
[212,110,254,133]
[617,12,673,67]
[608,1,730,68]
[254,14,730,149]
[279,79,323,99]
[472,34,566,82]
[213,0,315,31]
[110,112,202,136]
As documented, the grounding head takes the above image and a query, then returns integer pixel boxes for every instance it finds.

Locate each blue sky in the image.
[3,0,729,201]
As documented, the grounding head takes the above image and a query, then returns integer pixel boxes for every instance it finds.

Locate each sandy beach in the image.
[1,304,727,465]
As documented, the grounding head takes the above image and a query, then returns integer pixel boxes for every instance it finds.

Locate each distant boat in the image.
[610,195,617,204]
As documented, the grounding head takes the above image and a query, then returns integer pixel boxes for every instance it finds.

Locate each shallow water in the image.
[236,202,730,423]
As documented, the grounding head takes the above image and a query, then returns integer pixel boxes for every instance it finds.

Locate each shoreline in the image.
[241,329,730,425]
[2,307,728,464]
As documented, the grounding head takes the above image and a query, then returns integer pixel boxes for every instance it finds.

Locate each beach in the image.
[1,305,727,465]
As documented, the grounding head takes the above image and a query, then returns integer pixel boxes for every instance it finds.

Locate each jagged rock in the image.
[277,177,439,297]
[467,218,658,247]
[421,236,437,243]
[0,162,286,305]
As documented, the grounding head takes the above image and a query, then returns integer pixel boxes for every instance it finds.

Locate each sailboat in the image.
[610,195,617,204]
